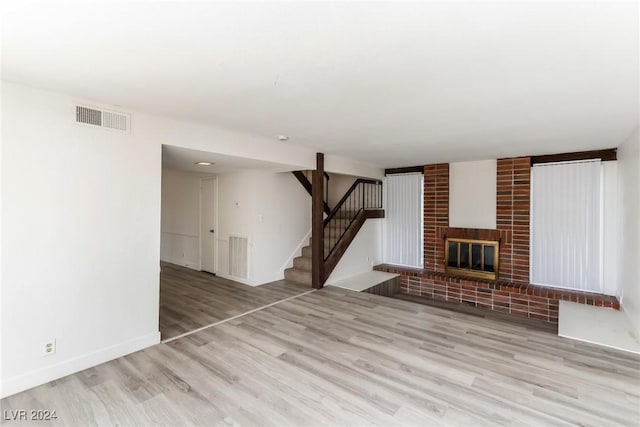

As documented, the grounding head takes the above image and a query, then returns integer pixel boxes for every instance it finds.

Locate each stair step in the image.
[284,267,312,286]
[293,255,312,270]
[301,245,312,257]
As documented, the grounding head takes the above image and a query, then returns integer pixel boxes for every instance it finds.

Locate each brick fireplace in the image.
[423,159,530,281]
[375,157,619,323]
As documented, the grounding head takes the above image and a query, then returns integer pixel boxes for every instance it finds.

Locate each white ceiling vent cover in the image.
[75,105,130,132]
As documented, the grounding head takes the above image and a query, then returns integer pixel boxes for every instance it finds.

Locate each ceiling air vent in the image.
[75,105,130,132]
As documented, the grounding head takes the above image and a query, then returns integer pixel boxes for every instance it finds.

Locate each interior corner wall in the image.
[617,128,640,337]
[216,170,311,286]
[160,168,212,270]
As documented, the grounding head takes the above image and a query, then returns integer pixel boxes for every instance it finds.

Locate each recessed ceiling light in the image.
[278,135,289,141]
[196,162,215,166]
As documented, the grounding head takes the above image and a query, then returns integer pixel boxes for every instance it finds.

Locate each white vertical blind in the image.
[530,160,603,292]
[383,173,424,267]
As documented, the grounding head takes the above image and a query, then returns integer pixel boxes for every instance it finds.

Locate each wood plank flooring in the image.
[160,262,308,339]
[3,287,639,426]
[394,292,560,334]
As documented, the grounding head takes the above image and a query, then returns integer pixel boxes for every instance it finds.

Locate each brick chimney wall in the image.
[422,157,530,282]
[423,163,449,272]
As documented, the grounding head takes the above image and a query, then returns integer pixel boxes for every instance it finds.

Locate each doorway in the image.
[200,177,217,274]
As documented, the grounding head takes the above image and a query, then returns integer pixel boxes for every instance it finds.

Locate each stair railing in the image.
[323,179,383,260]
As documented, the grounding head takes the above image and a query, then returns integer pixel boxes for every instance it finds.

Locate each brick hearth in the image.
[374,264,619,323]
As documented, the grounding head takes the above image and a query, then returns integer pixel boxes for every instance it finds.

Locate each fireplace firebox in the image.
[445,238,499,280]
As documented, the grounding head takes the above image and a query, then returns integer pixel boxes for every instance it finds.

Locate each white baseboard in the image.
[0,331,160,398]
[278,228,312,277]
[160,256,200,271]
[215,271,256,286]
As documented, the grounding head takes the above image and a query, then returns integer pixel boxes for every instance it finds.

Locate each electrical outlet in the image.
[44,339,56,356]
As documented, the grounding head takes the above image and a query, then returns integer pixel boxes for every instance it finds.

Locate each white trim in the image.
[215,271,254,286]
[199,177,218,274]
[162,290,316,344]
[278,228,312,280]
[160,255,200,270]
[160,231,199,238]
[0,332,160,399]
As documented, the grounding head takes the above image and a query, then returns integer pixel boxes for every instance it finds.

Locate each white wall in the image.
[324,155,384,181]
[1,83,161,398]
[617,128,640,338]
[449,160,497,229]
[216,170,311,285]
[0,80,4,392]
[154,129,383,179]
[160,169,212,269]
[0,82,382,397]
[327,173,358,208]
[326,219,383,284]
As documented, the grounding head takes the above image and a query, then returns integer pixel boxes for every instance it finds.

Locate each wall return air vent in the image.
[75,105,130,132]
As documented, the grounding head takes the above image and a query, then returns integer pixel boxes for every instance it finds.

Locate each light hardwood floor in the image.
[2,286,639,426]
[160,262,308,339]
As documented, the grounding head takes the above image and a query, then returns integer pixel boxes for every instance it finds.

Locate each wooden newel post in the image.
[312,153,325,288]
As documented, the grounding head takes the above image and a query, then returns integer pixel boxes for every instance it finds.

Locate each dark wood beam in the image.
[291,171,312,194]
[384,166,424,175]
[291,171,331,215]
[312,153,325,289]
[530,148,617,165]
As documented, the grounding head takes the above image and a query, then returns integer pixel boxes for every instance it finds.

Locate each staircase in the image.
[285,159,383,288]
[284,240,314,286]
[284,212,355,286]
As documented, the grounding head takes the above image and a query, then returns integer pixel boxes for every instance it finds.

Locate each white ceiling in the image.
[162,145,296,174]
[2,1,638,167]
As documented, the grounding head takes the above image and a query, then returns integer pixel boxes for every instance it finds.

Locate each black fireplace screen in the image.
[446,238,499,280]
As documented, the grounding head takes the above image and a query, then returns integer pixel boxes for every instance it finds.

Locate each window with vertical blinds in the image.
[530,160,603,293]
[383,173,424,267]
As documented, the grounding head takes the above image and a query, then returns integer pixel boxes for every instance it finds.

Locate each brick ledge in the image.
[374,264,620,323]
